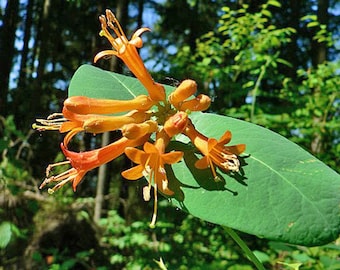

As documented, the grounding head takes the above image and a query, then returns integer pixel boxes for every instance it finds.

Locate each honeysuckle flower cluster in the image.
[33,9,245,227]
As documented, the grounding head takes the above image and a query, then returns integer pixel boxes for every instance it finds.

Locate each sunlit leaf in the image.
[170,112,340,246]
[0,222,12,248]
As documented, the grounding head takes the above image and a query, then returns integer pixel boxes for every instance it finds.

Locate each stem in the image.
[250,56,272,123]
[224,227,265,270]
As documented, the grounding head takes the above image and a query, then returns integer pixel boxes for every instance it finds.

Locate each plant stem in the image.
[250,56,271,123]
[224,227,265,270]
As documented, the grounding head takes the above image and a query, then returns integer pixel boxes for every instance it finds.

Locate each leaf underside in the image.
[69,64,340,246]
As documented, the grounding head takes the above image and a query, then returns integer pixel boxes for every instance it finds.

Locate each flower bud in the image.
[169,79,197,105]
[121,120,158,139]
[163,111,188,137]
[179,94,211,112]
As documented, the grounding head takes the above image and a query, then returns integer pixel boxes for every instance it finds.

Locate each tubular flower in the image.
[41,134,149,193]
[122,130,183,227]
[82,110,150,133]
[64,95,155,114]
[34,9,246,228]
[94,9,165,102]
[184,119,246,181]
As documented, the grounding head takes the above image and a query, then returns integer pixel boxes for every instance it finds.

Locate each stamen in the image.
[48,178,74,193]
[208,157,218,179]
[40,163,75,190]
[99,15,117,46]
[33,113,66,131]
[47,113,64,120]
[149,183,158,229]
[46,160,71,177]
[106,9,126,40]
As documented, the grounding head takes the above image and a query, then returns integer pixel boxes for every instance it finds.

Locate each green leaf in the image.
[261,9,272,18]
[267,0,281,8]
[170,112,340,246]
[307,21,320,28]
[68,65,340,246]
[69,64,173,99]
[0,222,12,248]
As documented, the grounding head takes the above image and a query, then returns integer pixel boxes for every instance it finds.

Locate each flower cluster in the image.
[33,9,245,227]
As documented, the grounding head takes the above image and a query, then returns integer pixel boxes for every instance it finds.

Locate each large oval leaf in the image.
[170,112,340,246]
[68,64,340,246]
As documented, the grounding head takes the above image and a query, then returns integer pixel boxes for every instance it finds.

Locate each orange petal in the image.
[207,138,218,152]
[143,142,159,154]
[72,171,87,191]
[94,50,117,63]
[195,156,209,169]
[218,130,232,145]
[124,147,148,164]
[63,127,84,147]
[225,144,246,155]
[162,151,184,164]
[121,165,144,180]
[131,27,151,39]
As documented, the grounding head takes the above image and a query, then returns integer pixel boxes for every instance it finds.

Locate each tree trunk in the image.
[137,0,144,28]
[310,0,329,154]
[35,0,50,84]
[18,0,34,89]
[311,0,328,66]
[0,0,19,116]
[285,0,300,78]
[93,132,110,223]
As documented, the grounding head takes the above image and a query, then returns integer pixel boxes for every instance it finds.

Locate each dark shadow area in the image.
[166,140,250,202]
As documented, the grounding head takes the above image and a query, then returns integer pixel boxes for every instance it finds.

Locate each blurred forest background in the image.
[0,0,339,269]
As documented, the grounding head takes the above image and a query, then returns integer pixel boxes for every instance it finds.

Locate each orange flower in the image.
[184,119,245,181]
[94,9,165,102]
[121,130,183,227]
[40,134,149,193]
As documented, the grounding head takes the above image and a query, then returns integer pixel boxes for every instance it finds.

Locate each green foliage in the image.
[98,207,267,269]
[301,15,334,46]
[95,207,340,269]
[0,222,12,249]
[168,1,339,174]
[172,2,296,114]
[68,64,340,246]
[281,61,340,170]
